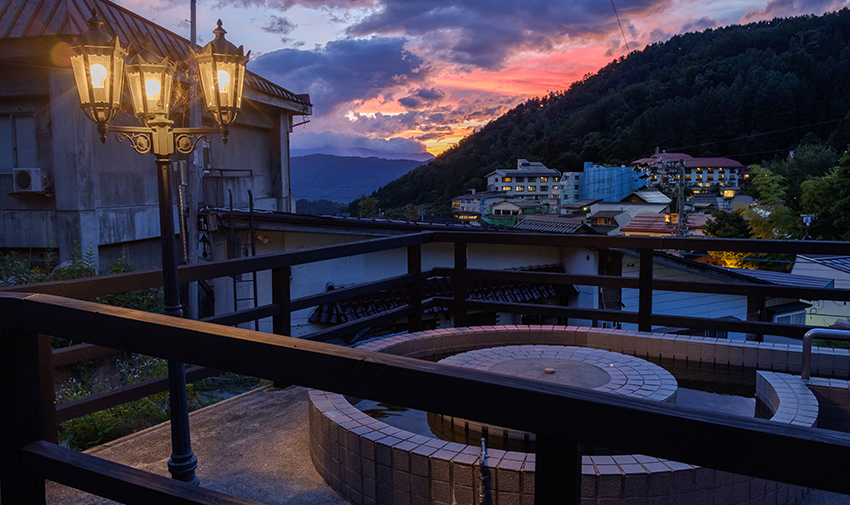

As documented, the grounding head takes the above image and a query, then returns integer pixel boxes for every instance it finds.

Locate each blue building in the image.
[559,162,646,206]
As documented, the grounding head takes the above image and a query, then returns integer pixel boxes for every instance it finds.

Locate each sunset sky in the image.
[119,0,849,159]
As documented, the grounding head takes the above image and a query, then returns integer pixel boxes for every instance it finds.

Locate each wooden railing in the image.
[3,291,850,504]
[2,232,849,425]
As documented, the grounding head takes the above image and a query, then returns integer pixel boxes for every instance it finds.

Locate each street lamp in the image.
[70,10,249,485]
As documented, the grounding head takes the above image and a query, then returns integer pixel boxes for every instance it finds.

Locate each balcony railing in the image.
[2,232,850,504]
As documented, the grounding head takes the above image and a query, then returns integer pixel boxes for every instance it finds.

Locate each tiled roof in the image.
[309,264,577,325]
[0,0,310,108]
[798,255,850,275]
[514,215,591,234]
[632,152,743,169]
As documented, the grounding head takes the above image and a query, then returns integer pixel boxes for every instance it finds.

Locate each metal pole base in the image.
[167,451,200,486]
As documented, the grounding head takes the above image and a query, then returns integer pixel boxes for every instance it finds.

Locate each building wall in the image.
[0,60,299,273]
[791,258,850,328]
[620,257,748,339]
[208,227,599,337]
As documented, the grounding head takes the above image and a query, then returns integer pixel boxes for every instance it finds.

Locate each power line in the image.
[611,0,630,53]
[667,117,847,155]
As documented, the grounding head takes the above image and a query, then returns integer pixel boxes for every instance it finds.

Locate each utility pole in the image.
[677,159,686,236]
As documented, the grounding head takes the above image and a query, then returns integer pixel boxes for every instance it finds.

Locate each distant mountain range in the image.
[291,154,425,203]
[291,148,434,162]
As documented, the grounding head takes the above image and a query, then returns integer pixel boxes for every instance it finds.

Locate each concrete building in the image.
[559,162,646,206]
[791,255,849,328]
[486,159,561,203]
[450,189,507,220]
[0,0,311,270]
[632,151,743,196]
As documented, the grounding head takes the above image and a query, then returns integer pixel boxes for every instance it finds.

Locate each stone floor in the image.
[38,384,850,505]
[45,386,348,505]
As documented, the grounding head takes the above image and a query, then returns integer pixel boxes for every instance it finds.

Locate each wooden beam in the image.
[5,292,850,493]
[22,441,261,505]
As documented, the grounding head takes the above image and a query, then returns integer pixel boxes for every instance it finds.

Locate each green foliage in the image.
[802,155,850,240]
[704,210,750,238]
[370,10,850,213]
[747,165,787,207]
[295,198,347,215]
[352,195,380,218]
[771,144,837,210]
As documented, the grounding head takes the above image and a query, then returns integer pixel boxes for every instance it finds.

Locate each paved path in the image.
[45,386,349,505]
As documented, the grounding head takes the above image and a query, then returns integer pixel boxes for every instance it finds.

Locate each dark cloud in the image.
[291,129,430,159]
[741,0,848,21]
[249,37,429,115]
[261,14,297,35]
[681,16,720,33]
[398,87,446,109]
[343,0,663,69]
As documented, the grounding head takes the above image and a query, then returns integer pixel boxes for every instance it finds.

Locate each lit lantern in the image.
[125,41,175,126]
[70,10,126,126]
[193,20,250,133]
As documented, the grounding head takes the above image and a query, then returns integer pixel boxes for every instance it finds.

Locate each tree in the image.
[772,144,837,210]
[703,210,750,238]
[801,148,850,240]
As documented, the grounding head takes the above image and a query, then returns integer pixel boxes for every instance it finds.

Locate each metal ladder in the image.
[228,190,259,330]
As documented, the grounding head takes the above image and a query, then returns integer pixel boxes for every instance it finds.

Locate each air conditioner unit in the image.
[13,168,42,192]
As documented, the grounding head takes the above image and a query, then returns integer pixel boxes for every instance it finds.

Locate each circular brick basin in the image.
[430,345,676,452]
[308,326,811,505]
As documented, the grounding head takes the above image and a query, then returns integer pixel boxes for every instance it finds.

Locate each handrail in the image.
[802,328,850,380]
[4,292,850,503]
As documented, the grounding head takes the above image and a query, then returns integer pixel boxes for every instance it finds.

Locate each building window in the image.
[540,177,549,182]
[527,186,536,192]
[515,186,524,192]
[516,177,525,182]
[502,186,511,191]
[574,175,579,180]
[0,114,37,172]
[554,176,560,182]
[504,177,512,183]
[574,185,579,190]
[494,177,500,182]
[540,186,548,192]
[775,312,805,325]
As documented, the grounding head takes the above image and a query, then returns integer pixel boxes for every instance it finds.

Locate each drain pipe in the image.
[802,328,850,380]
[479,438,493,505]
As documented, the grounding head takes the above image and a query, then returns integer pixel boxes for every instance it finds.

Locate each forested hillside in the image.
[373,9,850,212]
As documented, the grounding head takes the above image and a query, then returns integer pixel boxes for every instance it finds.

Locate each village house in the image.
[0,0,311,272]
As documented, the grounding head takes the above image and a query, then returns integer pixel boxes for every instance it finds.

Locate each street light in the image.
[70,10,249,485]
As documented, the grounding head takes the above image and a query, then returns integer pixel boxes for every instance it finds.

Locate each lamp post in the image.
[70,10,249,485]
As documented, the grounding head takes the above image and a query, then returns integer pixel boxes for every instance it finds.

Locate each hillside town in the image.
[451,153,749,236]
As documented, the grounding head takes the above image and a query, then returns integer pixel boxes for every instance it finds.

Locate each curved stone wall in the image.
[309,326,814,504]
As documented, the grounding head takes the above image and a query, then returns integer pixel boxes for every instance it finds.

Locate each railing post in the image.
[1,328,50,505]
[638,248,653,332]
[408,244,423,332]
[535,435,581,504]
[454,241,468,328]
[272,266,292,337]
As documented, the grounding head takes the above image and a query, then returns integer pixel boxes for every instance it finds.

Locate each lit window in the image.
[515,186,524,192]
[526,186,534,191]
[504,177,512,183]
[540,177,549,182]
[502,186,511,191]
[554,177,560,182]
